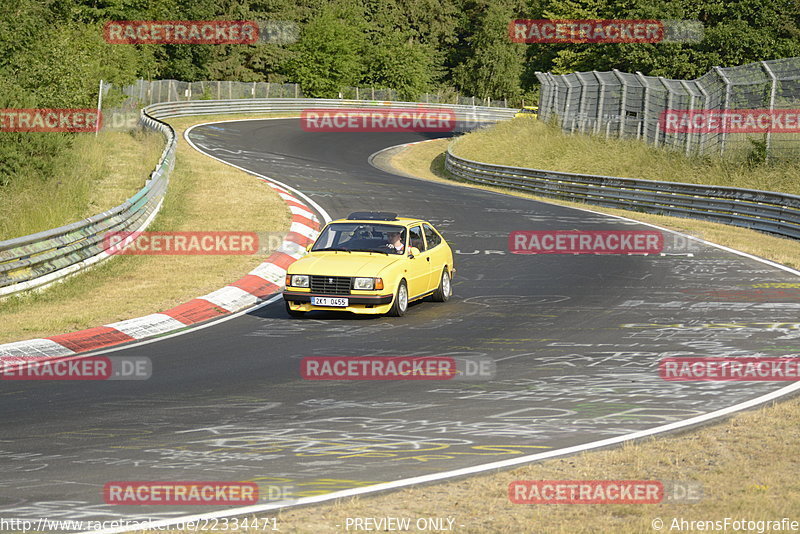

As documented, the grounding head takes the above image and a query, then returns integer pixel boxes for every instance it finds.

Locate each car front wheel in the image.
[388,280,408,317]
[431,268,452,302]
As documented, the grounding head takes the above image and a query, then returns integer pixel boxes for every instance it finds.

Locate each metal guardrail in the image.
[0,99,515,297]
[144,98,518,127]
[445,147,800,240]
[0,116,175,297]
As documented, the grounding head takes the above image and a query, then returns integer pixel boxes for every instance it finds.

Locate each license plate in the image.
[311,296,349,307]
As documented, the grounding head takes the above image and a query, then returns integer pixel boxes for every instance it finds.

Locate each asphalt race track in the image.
[2,118,799,525]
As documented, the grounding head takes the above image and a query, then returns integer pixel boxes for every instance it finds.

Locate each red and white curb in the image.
[0,172,322,364]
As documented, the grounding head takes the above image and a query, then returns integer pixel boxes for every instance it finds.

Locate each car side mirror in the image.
[408,246,421,258]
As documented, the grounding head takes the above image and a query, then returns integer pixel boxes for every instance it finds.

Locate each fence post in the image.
[563,77,574,132]
[577,74,589,133]
[635,72,650,142]
[696,82,710,155]
[713,66,731,155]
[680,80,695,156]
[657,77,675,148]
[95,80,103,137]
[594,71,605,134]
[546,73,559,124]
[761,60,778,159]
[612,69,626,138]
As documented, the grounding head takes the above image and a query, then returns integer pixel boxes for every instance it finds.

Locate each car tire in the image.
[431,268,452,302]
[285,300,305,318]
[388,279,408,317]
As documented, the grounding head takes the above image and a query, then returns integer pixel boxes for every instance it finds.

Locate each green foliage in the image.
[2,0,800,196]
[453,0,526,100]
[285,4,366,97]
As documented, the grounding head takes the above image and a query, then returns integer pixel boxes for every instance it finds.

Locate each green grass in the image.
[0,114,290,343]
[0,129,164,241]
[451,119,800,195]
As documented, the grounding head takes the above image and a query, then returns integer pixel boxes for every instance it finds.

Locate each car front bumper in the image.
[283,291,394,314]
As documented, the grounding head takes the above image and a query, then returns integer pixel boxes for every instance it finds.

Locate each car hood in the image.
[290,252,402,277]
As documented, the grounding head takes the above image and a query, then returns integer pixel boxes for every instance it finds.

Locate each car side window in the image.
[423,224,441,249]
[409,225,426,252]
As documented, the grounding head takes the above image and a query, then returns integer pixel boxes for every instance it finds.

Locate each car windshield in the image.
[312,223,407,254]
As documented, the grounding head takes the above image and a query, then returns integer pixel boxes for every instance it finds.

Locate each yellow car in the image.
[283,212,454,317]
[515,105,538,119]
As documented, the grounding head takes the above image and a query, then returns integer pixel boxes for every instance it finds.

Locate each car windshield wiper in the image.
[349,248,390,255]
[313,247,351,253]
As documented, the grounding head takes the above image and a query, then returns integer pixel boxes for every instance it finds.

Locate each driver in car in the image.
[385,230,405,254]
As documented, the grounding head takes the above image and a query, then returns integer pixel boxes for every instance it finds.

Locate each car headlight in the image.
[289,274,309,288]
[353,277,383,290]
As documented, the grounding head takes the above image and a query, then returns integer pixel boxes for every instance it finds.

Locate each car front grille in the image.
[310,275,352,295]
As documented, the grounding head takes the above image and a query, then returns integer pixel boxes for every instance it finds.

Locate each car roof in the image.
[328,216,427,227]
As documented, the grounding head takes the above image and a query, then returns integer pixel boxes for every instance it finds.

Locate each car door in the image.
[423,223,448,289]
[405,225,432,298]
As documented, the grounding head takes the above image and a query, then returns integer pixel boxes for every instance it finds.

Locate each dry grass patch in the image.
[0,114,293,343]
[0,130,163,240]
[259,397,800,533]
[452,119,800,195]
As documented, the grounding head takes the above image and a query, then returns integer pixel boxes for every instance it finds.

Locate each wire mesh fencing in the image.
[116,80,509,109]
[536,57,800,159]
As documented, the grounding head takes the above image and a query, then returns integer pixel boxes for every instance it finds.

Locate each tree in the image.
[452,0,526,99]
[285,4,366,97]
